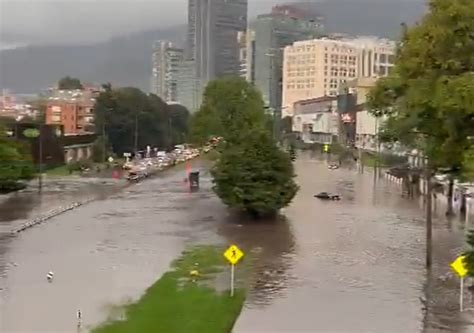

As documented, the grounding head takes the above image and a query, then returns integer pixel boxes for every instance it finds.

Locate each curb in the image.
[11,198,94,235]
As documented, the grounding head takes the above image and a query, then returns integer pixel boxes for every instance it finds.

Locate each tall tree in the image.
[58,76,83,90]
[189,77,267,145]
[168,104,190,147]
[196,77,299,217]
[367,0,474,267]
[94,85,187,154]
[212,129,299,217]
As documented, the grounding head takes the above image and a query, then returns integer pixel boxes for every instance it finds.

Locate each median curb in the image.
[11,198,94,234]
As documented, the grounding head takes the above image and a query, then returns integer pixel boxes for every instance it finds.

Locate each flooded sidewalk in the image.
[0,176,126,234]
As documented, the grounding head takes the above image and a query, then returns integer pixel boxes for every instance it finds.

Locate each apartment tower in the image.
[151,41,184,102]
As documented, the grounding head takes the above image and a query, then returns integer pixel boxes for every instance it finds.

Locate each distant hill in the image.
[290,0,426,38]
[0,0,426,93]
[0,26,186,94]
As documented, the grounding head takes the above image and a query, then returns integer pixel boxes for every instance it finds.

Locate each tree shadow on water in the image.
[216,212,297,307]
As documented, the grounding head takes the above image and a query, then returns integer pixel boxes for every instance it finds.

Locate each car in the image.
[314,192,341,200]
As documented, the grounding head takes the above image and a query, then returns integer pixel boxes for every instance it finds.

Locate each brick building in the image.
[45,88,99,135]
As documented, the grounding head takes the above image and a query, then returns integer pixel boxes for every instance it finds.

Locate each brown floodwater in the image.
[0,153,470,332]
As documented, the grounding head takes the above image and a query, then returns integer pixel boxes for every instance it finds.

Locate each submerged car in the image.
[314,192,341,200]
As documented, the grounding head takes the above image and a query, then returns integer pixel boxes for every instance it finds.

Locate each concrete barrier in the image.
[12,198,94,234]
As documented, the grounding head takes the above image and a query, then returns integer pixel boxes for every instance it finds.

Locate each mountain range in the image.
[0,0,426,94]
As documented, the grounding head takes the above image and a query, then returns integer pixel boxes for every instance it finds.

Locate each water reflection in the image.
[233,153,426,333]
[217,214,296,307]
[0,193,37,222]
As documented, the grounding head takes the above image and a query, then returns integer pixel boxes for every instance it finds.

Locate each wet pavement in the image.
[0,152,472,332]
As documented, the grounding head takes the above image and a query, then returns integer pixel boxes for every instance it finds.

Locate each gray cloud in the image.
[0,0,282,45]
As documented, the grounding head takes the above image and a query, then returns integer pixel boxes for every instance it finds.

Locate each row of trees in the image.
[190,77,299,217]
[93,84,190,158]
[367,0,474,268]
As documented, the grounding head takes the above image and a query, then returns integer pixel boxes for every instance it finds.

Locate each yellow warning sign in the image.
[451,255,468,278]
[223,245,244,265]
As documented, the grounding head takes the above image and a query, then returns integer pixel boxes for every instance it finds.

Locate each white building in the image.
[292,96,339,144]
[151,41,184,102]
[282,36,396,117]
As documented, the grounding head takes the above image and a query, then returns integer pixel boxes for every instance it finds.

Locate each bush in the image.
[211,130,299,217]
[0,137,34,192]
[67,160,93,172]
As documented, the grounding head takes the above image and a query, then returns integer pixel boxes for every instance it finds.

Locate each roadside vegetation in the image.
[92,246,246,333]
[0,125,35,192]
[94,83,190,156]
[189,77,298,217]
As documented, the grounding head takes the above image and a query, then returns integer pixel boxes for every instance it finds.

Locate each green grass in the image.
[44,165,74,176]
[91,245,246,333]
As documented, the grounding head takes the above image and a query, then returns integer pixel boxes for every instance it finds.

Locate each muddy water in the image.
[0,153,467,332]
[0,161,219,332]
[231,154,426,333]
[0,177,124,234]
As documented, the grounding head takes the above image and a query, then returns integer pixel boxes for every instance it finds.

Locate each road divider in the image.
[91,245,246,333]
[12,198,94,234]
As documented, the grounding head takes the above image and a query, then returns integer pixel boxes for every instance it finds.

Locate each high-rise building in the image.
[247,5,324,114]
[187,0,248,89]
[151,41,184,102]
[282,37,396,117]
[176,60,202,112]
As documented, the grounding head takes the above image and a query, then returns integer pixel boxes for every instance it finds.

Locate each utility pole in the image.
[168,114,172,149]
[134,113,139,154]
[426,169,433,268]
[38,124,43,192]
[102,122,106,163]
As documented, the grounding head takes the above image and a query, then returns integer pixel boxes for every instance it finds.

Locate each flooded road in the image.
[0,153,470,332]
[232,155,426,333]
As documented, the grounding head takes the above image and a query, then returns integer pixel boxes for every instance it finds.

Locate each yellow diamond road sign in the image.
[451,255,468,278]
[224,245,244,265]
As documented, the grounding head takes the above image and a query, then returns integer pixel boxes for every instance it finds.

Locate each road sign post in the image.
[450,255,468,312]
[223,245,244,297]
[230,264,235,297]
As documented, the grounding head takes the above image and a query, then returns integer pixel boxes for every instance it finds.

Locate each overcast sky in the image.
[0,0,284,45]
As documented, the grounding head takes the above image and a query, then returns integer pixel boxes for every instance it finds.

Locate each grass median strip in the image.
[92,245,246,333]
